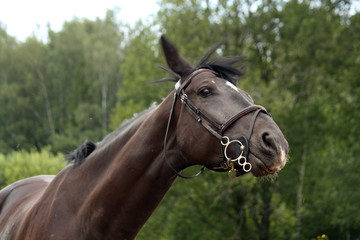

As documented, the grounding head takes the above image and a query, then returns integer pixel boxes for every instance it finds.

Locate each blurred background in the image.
[0,0,359,239]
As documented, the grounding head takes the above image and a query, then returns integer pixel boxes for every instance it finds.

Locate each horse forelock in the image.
[159,42,245,86]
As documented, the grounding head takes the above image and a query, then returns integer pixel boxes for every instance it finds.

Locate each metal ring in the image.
[221,136,252,174]
[223,140,244,160]
[221,136,230,146]
[243,162,252,172]
[223,140,242,162]
[237,155,247,165]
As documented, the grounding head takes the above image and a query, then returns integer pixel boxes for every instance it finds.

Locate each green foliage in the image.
[0,149,66,189]
[157,0,221,60]
[137,1,360,239]
[0,10,123,153]
[110,22,172,128]
[0,1,359,239]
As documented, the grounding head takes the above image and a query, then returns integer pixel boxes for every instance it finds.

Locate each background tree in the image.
[0,1,359,239]
[0,149,65,189]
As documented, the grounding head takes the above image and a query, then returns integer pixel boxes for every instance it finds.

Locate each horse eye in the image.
[199,87,212,97]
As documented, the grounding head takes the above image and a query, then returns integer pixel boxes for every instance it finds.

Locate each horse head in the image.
[161,36,289,178]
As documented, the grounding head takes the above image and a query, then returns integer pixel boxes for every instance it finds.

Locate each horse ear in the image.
[161,36,192,77]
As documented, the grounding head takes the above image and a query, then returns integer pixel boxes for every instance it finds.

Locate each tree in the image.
[110,22,170,128]
[1,1,359,239]
[0,149,65,190]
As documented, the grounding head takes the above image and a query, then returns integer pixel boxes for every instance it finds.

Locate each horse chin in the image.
[248,153,278,177]
[234,170,248,177]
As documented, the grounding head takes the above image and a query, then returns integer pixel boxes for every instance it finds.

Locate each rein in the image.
[164,69,270,178]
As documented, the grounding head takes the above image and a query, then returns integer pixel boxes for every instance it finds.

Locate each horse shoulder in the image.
[0,175,54,239]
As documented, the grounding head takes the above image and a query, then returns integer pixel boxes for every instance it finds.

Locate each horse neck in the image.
[71,96,183,239]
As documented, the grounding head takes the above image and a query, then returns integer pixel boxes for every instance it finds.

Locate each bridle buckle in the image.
[180,91,188,104]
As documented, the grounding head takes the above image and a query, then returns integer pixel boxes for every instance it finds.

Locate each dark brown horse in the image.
[0,36,288,240]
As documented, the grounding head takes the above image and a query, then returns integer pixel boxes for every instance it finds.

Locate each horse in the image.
[0,36,288,240]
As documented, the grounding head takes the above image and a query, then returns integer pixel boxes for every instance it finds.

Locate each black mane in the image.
[66,140,96,166]
[66,107,155,167]
[157,41,245,85]
[195,42,245,85]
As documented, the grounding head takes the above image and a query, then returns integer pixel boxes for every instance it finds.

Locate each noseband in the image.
[164,69,270,178]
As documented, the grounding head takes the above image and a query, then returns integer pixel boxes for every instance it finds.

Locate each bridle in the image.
[164,69,270,178]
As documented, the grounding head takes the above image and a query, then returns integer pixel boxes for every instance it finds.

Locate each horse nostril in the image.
[262,132,276,151]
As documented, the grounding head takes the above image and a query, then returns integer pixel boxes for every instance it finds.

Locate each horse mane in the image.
[67,42,244,166]
[66,140,97,166]
[195,42,245,84]
[99,106,156,145]
[66,106,156,166]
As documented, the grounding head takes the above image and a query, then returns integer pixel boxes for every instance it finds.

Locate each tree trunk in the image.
[295,149,307,240]
[37,69,55,135]
[100,72,108,134]
[259,181,273,240]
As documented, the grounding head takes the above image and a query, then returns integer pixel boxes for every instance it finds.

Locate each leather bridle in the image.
[164,69,270,178]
